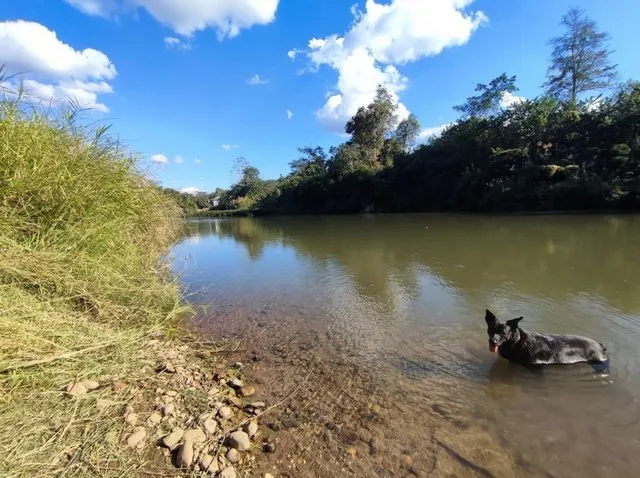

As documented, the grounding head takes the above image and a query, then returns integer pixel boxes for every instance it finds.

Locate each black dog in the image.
[484,309,608,367]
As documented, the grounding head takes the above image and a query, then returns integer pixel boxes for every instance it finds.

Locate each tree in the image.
[453,73,519,118]
[289,146,328,177]
[394,114,421,153]
[543,7,618,105]
[345,84,398,163]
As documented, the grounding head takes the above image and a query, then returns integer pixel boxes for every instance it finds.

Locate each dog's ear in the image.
[506,317,523,330]
[485,309,497,326]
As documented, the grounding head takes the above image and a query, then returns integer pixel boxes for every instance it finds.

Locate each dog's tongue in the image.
[489,343,499,353]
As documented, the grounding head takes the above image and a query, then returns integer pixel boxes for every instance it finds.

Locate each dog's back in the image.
[512,330,608,365]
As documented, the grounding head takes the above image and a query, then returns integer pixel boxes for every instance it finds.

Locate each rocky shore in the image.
[61,336,281,477]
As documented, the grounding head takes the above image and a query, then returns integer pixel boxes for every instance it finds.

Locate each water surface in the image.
[172,214,640,477]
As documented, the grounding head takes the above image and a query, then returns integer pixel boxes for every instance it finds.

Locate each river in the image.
[171,214,640,477]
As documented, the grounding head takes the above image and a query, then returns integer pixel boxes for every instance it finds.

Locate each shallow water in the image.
[172,214,640,477]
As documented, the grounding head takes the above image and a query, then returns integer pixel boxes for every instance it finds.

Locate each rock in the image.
[346,448,357,457]
[126,427,146,448]
[82,380,100,391]
[176,440,194,468]
[65,382,87,397]
[219,466,237,478]
[229,397,243,408]
[112,381,127,393]
[203,417,218,435]
[226,448,240,463]
[229,378,243,389]
[183,428,206,445]
[207,388,219,396]
[199,454,218,473]
[264,474,275,478]
[402,454,413,466]
[161,427,184,450]
[218,406,233,420]
[147,412,162,426]
[228,431,250,451]
[239,386,256,397]
[162,403,175,416]
[198,412,212,422]
[124,412,138,425]
[155,387,164,395]
[157,362,176,373]
[263,442,276,453]
[244,421,258,438]
[165,390,178,397]
[251,402,266,408]
[96,399,113,411]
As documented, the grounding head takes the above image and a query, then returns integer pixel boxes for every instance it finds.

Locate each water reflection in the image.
[175,214,640,478]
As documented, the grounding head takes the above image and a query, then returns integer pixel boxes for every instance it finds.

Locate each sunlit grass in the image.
[0,77,190,476]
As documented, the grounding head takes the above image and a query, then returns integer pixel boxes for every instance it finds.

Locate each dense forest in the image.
[190,8,640,215]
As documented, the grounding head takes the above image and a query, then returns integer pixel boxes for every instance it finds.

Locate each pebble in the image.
[226,448,240,463]
[65,382,87,397]
[165,390,178,397]
[263,442,276,453]
[176,440,194,468]
[402,454,413,466]
[124,412,138,425]
[155,387,165,395]
[161,427,184,450]
[239,386,256,397]
[126,427,146,448]
[227,431,250,451]
[158,362,176,373]
[264,474,275,478]
[162,403,175,416]
[203,417,218,435]
[251,402,266,408]
[147,412,162,426]
[82,380,100,391]
[229,378,243,389]
[244,421,258,438]
[219,466,237,478]
[184,428,206,445]
[218,406,233,420]
[346,448,357,457]
[199,454,218,473]
[112,381,127,393]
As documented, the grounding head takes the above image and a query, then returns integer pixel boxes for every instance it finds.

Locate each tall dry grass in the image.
[0,81,190,476]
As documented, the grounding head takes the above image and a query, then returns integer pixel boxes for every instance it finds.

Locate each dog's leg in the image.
[588,358,610,375]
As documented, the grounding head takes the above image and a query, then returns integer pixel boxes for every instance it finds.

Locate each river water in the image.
[171,214,640,477]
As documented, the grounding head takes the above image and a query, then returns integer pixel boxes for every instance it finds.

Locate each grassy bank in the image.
[0,93,189,476]
[192,209,260,218]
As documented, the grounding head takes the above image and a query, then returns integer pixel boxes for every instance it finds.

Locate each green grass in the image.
[0,85,191,476]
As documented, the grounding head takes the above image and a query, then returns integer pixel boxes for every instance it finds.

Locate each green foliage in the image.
[544,7,618,104]
[453,73,520,118]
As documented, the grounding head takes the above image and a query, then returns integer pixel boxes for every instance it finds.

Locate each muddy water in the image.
[172,214,640,477]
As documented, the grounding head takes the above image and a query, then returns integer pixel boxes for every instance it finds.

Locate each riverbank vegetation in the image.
[0,85,191,475]
[203,7,639,216]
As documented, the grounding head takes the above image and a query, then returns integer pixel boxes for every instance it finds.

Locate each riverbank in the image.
[0,97,278,477]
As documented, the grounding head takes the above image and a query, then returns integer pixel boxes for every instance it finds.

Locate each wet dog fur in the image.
[484,309,608,367]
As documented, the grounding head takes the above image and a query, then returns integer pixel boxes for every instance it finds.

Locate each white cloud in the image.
[500,91,525,109]
[418,123,453,141]
[0,20,116,111]
[180,186,201,195]
[194,158,202,164]
[291,0,487,133]
[150,153,169,164]
[65,0,280,38]
[164,36,191,50]
[174,155,184,164]
[286,109,293,119]
[287,49,302,60]
[222,144,239,151]
[246,74,268,85]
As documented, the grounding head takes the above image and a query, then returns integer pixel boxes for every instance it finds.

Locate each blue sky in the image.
[2,0,639,192]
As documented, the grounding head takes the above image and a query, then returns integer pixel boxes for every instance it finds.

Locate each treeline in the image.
[205,8,640,214]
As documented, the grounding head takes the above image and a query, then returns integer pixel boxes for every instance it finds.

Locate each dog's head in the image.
[485,309,523,353]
